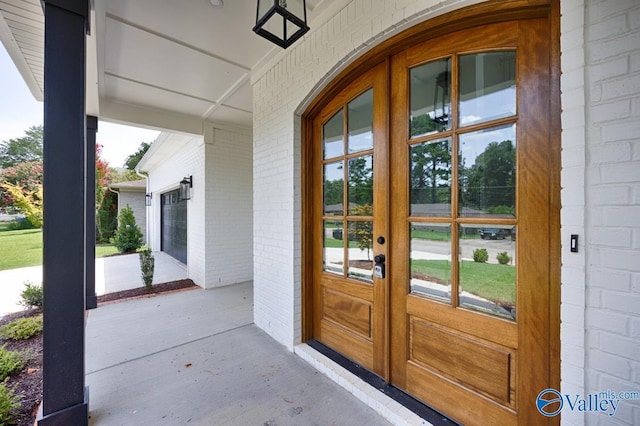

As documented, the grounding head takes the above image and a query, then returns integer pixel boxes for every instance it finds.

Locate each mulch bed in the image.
[0,279,196,425]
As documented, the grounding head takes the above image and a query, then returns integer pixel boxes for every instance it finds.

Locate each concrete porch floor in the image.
[85,282,394,425]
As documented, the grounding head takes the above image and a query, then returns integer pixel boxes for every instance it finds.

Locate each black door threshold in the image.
[307,340,457,426]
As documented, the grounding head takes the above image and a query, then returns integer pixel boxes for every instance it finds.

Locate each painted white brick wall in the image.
[145,127,253,290]
[204,125,253,288]
[582,1,640,425]
[560,1,588,425]
[147,135,207,287]
[252,0,485,350]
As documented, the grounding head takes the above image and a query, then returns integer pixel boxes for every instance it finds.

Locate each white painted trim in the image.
[0,11,43,101]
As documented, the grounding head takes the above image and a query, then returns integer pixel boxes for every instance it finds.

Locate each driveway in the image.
[0,252,187,316]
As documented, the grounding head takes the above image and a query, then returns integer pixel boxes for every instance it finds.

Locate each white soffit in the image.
[0,0,330,131]
[0,0,43,101]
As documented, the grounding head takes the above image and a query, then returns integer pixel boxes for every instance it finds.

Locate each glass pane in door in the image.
[410,58,451,137]
[323,220,344,276]
[323,110,344,159]
[410,139,452,217]
[348,155,373,214]
[459,51,516,126]
[348,89,374,153]
[410,223,451,303]
[458,224,516,321]
[347,221,374,283]
[458,124,516,218]
[324,161,344,215]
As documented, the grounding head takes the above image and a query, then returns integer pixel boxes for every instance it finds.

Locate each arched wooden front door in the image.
[305,13,559,426]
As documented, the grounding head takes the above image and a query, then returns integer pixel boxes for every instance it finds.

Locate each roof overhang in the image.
[0,0,335,134]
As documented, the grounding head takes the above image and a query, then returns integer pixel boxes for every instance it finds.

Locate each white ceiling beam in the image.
[104,71,218,105]
[99,98,204,136]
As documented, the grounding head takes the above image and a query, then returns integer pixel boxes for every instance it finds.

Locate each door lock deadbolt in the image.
[374,254,386,279]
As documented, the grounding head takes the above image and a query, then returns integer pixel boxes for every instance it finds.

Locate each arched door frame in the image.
[300,0,560,421]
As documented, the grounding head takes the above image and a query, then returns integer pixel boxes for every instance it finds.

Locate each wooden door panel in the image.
[320,321,374,371]
[406,295,517,348]
[409,318,514,405]
[406,362,517,426]
[323,288,372,338]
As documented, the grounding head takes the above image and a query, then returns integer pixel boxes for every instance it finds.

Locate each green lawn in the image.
[324,237,360,248]
[0,229,119,271]
[411,229,479,241]
[411,259,515,304]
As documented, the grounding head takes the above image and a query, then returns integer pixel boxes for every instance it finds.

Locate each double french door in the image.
[309,18,558,425]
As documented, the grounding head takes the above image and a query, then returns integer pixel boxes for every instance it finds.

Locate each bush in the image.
[0,315,43,340]
[112,205,143,253]
[473,248,489,263]
[7,217,36,231]
[139,247,155,290]
[19,281,43,309]
[497,251,511,265]
[0,347,25,381]
[0,380,20,425]
[96,190,118,243]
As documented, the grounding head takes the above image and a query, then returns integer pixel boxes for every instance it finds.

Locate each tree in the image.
[347,156,373,209]
[410,113,448,137]
[112,205,143,253]
[410,141,451,204]
[0,161,43,208]
[0,182,43,227]
[462,140,515,212]
[124,142,151,170]
[109,168,141,183]
[348,204,374,260]
[0,125,43,169]
[95,144,113,242]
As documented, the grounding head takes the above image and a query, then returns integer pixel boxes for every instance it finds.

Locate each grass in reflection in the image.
[411,259,515,305]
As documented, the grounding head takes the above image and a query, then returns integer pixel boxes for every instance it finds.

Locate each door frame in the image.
[301,0,560,417]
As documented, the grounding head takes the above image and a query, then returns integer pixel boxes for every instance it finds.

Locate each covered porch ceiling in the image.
[0,0,335,134]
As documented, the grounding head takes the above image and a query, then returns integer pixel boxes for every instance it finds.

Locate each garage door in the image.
[161,189,187,264]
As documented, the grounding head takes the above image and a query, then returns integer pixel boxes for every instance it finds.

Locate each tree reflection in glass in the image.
[410,139,451,216]
[458,124,516,218]
[323,161,344,215]
[348,155,373,214]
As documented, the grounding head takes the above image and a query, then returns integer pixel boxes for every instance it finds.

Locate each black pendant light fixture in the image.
[253,0,309,49]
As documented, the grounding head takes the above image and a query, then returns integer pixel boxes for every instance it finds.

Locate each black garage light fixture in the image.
[145,193,152,206]
[180,176,192,201]
[253,0,309,49]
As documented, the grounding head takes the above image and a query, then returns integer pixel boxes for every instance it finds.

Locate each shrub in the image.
[112,205,143,253]
[473,248,489,263]
[0,347,25,381]
[0,182,43,228]
[0,380,20,425]
[497,251,511,265]
[139,247,155,290]
[19,281,43,309]
[96,190,118,243]
[0,315,43,340]
[7,217,36,231]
